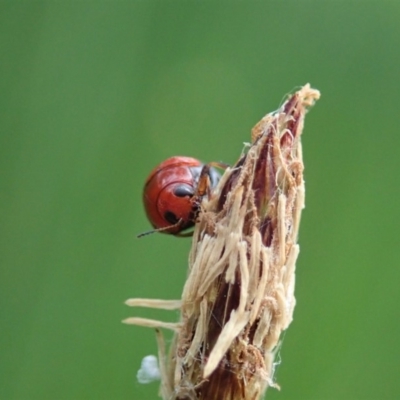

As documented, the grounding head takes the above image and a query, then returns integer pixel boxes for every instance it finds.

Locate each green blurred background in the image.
[1,1,399,399]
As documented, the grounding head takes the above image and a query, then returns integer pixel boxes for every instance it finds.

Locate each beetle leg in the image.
[195,162,229,198]
[194,165,211,198]
[208,161,229,170]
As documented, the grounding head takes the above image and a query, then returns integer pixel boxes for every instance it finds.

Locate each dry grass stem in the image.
[124,84,320,399]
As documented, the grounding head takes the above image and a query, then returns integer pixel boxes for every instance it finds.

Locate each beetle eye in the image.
[173,184,194,198]
[164,211,179,225]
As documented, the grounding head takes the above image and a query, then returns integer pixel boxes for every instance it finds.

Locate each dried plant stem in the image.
[124,84,320,400]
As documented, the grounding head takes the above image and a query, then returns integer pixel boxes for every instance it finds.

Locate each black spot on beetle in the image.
[164,211,179,224]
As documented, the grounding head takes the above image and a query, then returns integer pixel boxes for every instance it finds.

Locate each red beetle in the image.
[141,156,221,236]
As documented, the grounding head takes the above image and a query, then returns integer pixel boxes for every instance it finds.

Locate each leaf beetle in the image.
[140,156,221,236]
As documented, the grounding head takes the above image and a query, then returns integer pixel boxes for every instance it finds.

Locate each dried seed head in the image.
[124,84,320,400]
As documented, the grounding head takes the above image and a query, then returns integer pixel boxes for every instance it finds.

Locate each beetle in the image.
[140,156,221,236]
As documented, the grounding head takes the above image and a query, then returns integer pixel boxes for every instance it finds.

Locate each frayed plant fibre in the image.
[124,84,320,400]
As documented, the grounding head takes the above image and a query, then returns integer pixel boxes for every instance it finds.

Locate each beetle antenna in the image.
[136,229,158,238]
[137,219,183,238]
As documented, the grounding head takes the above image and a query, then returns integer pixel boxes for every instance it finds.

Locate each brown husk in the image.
[124,84,320,400]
